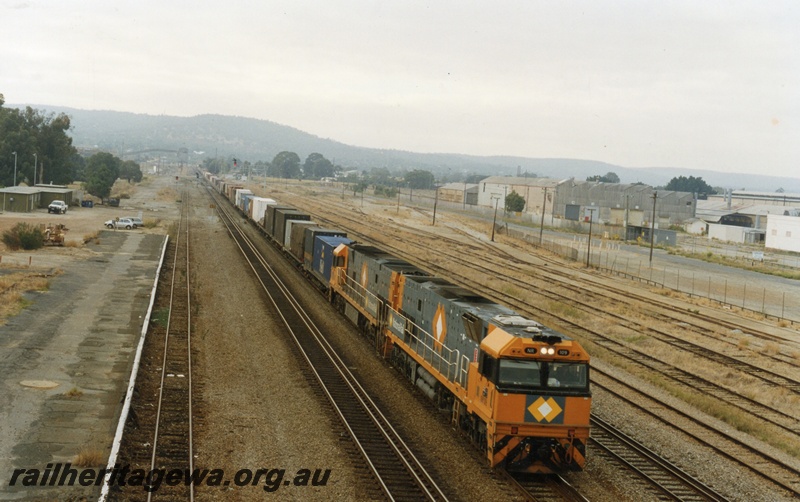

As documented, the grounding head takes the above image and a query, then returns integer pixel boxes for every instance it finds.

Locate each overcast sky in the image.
[2,1,798,178]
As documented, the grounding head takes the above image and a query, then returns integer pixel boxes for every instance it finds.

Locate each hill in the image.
[14,104,800,192]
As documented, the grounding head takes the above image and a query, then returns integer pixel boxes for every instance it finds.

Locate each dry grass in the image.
[64,387,83,398]
[547,300,586,320]
[156,187,179,202]
[73,447,105,468]
[82,231,100,244]
[142,218,162,229]
[0,271,53,324]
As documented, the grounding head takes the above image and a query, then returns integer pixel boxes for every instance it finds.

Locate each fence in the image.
[509,227,799,324]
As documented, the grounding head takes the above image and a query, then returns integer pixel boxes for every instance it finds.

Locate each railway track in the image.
[112,185,196,500]
[207,186,450,502]
[591,367,800,498]
[590,416,725,501]
[504,471,588,502]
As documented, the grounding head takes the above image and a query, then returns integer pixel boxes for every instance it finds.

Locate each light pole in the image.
[33,153,37,186]
[12,151,17,186]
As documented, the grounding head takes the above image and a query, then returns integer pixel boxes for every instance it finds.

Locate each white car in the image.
[48,200,68,214]
[104,218,135,230]
[123,216,143,228]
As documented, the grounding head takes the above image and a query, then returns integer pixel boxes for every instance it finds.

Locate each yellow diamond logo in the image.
[528,397,563,422]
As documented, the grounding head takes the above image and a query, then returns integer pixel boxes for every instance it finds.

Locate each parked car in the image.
[48,200,68,214]
[104,218,135,230]
[123,216,143,228]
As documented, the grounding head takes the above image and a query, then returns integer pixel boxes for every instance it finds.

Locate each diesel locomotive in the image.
[205,172,592,473]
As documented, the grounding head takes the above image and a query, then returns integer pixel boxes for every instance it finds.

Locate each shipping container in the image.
[290,221,319,264]
[274,209,311,245]
[309,235,352,286]
[234,189,253,209]
[265,205,294,238]
[303,228,347,270]
[285,220,317,250]
[249,197,277,225]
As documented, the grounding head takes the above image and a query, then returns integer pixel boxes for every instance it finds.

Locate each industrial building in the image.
[0,185,76,213]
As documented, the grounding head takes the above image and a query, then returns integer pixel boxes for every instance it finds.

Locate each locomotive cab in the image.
[466,319,591,473]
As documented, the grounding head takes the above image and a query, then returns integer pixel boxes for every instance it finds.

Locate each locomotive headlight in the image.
[540,347,547,355]
[547,347,555,355]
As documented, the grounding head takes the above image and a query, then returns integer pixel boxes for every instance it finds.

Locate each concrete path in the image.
[0,231,166,501]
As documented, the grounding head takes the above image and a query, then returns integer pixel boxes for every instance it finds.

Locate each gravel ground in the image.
[188,189,368,501]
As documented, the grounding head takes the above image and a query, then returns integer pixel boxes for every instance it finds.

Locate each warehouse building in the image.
[477,176,695,226]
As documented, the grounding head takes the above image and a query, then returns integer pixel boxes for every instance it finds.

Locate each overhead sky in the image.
[2,1,798,178]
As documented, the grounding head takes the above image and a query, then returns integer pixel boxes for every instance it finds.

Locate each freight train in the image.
[203,172,592,474]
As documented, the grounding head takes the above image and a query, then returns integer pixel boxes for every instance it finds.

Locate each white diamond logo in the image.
[538,401,553,418]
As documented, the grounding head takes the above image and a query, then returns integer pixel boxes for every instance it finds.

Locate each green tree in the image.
[367,167,392,186]
[303,153,335,179]
[586,172,620,183]
[119,160,143,183]
[0,97,78,187]
[270,151,301,179]
[84,152,121,199]
[505,190,526,212]
[404,169,435,189]
[665,175,716,195]
[202,157,222,175]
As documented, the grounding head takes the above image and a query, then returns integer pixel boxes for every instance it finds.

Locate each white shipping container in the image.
[234,189,253,208]
[249,197,277,224]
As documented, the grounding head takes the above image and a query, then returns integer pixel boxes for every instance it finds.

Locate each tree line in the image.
[0,94,144,199]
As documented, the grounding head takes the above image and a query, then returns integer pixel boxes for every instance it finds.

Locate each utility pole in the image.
[432,186,439,226]
[491,197,499,242]
[649,191,658,265]
[539,186,548,245]
[586,207,597,267]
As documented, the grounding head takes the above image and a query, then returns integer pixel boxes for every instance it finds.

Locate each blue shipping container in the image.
[310,236,352,286]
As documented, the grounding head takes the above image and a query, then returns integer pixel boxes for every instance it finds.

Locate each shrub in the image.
[2,223,45,250]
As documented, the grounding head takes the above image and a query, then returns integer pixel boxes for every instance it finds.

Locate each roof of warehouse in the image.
[0,187,41,194]
[480,176,562,187]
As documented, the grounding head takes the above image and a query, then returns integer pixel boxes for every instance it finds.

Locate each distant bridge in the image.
[121,147,189,158]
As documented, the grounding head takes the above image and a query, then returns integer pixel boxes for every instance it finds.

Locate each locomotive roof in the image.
[353,244,431,276]
[404,273,570,341]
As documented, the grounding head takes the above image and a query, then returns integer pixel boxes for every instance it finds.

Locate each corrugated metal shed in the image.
[0,187,42,213]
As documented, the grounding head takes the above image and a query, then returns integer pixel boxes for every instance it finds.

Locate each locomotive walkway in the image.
[0,231,166,501]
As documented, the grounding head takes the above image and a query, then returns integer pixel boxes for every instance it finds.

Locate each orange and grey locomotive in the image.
[328,243,591,473]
